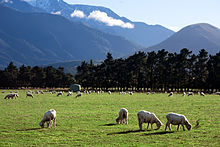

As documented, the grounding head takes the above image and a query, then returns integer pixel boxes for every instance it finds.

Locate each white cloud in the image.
[70,10,86,18]
[51,11,61,15]
[88,10,134,29]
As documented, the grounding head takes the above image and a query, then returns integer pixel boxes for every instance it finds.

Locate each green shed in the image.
[70,84,81,92]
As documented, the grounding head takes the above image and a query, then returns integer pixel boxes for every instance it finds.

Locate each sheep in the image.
[39,109,56,128]
[116,108,128,124]
[215,92,220,95]
[35,91,39,94]
[128,91,133,95]
[200,92,205,96]
[67,91,73,96]
[76,93,82,98]
[137,110,163,130]
[147,92,150,95]
[182,92,186,97]
[4,93,19,99]
[108,91,111,95]
[57,91,63,97]
[26,92,34,98]
[165,113,192,131]
[168,92,173,97]
[40,90,44,94]
[187,92,194,96]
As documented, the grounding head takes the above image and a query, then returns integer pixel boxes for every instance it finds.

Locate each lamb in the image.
[168,92,173,97]
[76,93,82,98]
[137,110,163,130]
[26,92,34,98]
[165,113,192,131]
[4,93,19,99]
[39,109,56,128]
[116,108,128,124]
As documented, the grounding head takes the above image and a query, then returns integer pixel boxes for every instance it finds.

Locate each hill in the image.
[0,4,141,68]
[147,23,220,54]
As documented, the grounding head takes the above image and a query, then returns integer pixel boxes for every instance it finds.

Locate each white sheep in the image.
[168,92,173,97]
[26,92,34,98]
[215,92,220,95]
[4,93,19,99]
[137,110,163,130]
[128,91,133,95]
[187,92,194,96]
[182,92,186,97]
[76,93,82,98]
[116,108,128,124]
[108,91,111,95]
[200,92,205,96]
[165,113,192,131]
[147,92,150,95]
[57,91,63,97]
[67,91,73,96]
[39,109,56,128]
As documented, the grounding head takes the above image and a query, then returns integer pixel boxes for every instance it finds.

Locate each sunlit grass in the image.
[0,90,219,146]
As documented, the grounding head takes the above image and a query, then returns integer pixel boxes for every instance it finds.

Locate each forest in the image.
[75,48,220,92]
[0,48,219,92]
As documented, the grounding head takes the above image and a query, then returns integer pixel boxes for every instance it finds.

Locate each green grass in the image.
[0,90,220,146]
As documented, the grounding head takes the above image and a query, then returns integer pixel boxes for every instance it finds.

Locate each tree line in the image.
[0,63,75,89]
[75,48,220,92]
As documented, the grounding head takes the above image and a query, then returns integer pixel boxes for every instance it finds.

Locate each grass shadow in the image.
[102,123,117,126]
[142,131,174,136]
[107,129,142,135]
[16,127,42,131]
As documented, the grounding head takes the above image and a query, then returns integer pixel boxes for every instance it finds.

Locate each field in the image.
[0,90,219,146]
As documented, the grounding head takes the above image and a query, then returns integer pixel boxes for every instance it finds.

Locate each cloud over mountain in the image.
[70,10,85,18]
[88,10,134,29]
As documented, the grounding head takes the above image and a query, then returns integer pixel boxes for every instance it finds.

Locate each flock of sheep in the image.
[116,108,192,131]
[2,90,219,130]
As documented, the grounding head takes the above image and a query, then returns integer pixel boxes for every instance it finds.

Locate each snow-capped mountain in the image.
[27,0,174,47]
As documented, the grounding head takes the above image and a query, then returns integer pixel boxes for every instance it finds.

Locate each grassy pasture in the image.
[0,90,219,146]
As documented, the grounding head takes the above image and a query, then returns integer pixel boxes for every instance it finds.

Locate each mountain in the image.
[0,0,44,12]
[27,0,174,47]
[146,23,220,54]
[0,4,141,68]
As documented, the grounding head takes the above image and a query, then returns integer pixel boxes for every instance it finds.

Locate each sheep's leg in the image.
[147,123,149,130]
[168,124,171,131]
[151,122,153,130]
[138,118,142,130]
[182,124,185,131]
[125,117,128,124]
[53,118,56,127]
[177,125,180,131]
[46,121,50,128]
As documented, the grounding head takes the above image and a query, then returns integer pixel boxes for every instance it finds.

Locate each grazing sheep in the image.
[108,91,111,95]
[57,92,63,97]
[215,92,220,95]
[76,93,82,98]
[187,92,194,96]
[40,90,44,94]
[4,93,19,99]
[35,91,39,94]
[168,92,173,97]
[128,91,133,95]
[147,92,150,95]
[2,91,5,93]
[165,113,192,131]
[200,92,205,96]
[26,92,34,98]
[137,110,163,130]
[182,92,186,97]
[116,108,128,124]
[67,91,73,96]
[39,109,56,128]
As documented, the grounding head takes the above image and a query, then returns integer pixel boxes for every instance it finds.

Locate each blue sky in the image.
[64,0,220,32]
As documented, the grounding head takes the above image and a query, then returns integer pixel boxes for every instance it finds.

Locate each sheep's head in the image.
[156,121,163,130]
[39,121,45,128]
[116,117,120,124]
[185,121,192,131]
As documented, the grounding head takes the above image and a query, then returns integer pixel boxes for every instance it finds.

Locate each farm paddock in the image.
[0,90,219,146]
